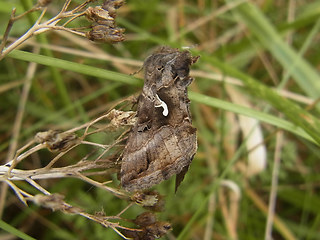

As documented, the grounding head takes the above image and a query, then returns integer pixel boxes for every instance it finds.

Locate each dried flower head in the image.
[37,0,53,7]
[131,191,158,207]
[84,0,125,43]
[123,211,171,240]
[0,0,127,61]
[102,0,125,18]
[131,191,165,212]
[86,6,115,27]
[134,212,157,227]
[86,25,125,43]
[143,221,172,239]
[107,109,137,127]
[34,130,80,152]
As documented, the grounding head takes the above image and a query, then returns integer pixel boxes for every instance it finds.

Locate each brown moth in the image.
[120,47,199,192]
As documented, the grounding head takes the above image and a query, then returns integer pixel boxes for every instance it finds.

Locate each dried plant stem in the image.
[96,129,129,162]
[0,1,89,60]
[78,211,136,240]
[7,48,38,162]
[0,105,142,238]
[2,160,106,181]
[116,202,134,217]
[176,0,247,40]
[81,141,110,149]
[43,149,76,169]
[0,9,17,54]
[24,192,139,240]
[75,172,127,198]
[25,178,51,195]
[265,130,284,240]
[0,2,43,54]
[245,186,297,240]
[219,180,240,240]
[0,48,39,218]
[204,193,216,240]
[1,0,125,61]
[0,8,46,60]
[5,180,32,205]
[7,143,42,171]
[84,113,112,136]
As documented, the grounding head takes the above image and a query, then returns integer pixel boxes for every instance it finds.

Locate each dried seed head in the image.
[38,0,53,7]
[31,194,82,213]
[102,0,125,18]
[131,191,158,207]
[144,222,172,239]
[106,109,137,127]
[84,0,125,44]
[123,211,171,240]
[134,212,157,227]
[86,25,125,43]
[108,0,125,8]
[131,191,165,212]
[35,130,80,152]
[86,6,115,27]
[32,194,65,210]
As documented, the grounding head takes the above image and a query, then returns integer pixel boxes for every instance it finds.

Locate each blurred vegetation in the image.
[1,0,320,239]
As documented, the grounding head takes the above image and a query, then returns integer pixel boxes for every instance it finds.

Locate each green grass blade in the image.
[0,219,36,240]
[8,50,320,144]
[197,53,320,145]
[189,92,316,144]
[227,1,320,99]
[7,50,142,86]
[20,0,75,114]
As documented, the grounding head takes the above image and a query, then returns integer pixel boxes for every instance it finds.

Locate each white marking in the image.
[155,94,168,116]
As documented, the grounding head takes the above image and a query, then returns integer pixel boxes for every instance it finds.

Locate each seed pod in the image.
[86,25,125,43]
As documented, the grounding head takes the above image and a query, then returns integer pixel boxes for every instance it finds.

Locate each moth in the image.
[120,46,199,192]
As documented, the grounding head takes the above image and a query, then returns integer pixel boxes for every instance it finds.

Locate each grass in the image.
[1,0,320,239]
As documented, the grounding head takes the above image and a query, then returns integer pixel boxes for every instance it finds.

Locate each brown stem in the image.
[0,8,17,55]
